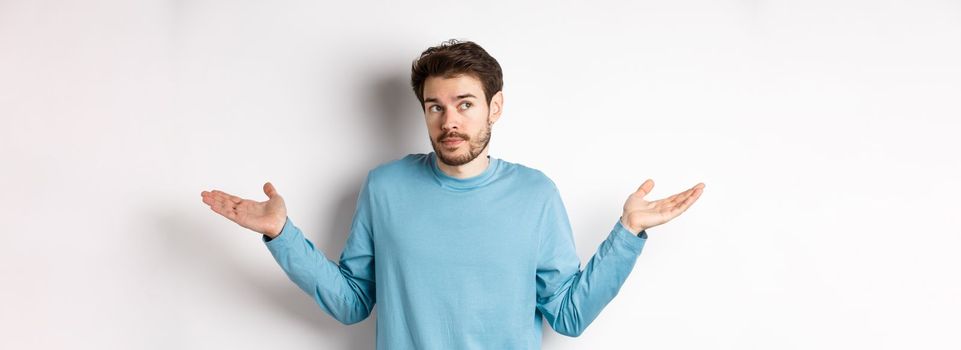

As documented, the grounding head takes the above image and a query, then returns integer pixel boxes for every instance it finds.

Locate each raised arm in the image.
[535,180,704,337]
[200,179,376,325]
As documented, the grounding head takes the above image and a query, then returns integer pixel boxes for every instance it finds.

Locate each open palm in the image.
[621,179,705,234]
[200,182,287,238]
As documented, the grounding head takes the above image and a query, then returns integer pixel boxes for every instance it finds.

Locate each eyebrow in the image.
[424,94,478,104]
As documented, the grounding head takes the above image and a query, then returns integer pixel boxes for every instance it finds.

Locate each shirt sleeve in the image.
[535,187,647,337]
[262,174,376,325]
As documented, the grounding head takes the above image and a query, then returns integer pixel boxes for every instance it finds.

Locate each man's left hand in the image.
[620,179,705,234]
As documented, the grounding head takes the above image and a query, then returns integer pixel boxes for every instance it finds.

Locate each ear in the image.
[488,90,504,125]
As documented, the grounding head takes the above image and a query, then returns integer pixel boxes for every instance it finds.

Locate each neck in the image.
[437,147,490,179]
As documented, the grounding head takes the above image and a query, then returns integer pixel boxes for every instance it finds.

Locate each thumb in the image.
[263,182,279,199]
[634,179,654,198]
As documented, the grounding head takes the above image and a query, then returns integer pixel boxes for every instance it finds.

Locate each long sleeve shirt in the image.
[263,152,647,349]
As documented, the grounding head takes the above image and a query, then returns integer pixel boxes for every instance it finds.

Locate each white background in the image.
[2,0,959,349]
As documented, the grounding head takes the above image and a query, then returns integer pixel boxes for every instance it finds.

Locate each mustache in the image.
[438,131,469,142]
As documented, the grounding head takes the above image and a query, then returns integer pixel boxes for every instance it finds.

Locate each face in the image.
[422,74,503,166]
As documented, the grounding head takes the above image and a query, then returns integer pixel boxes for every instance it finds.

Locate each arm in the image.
[535,189,646,337]
[263,175,376,325]
[536,179,705,336]
[199,177,376,325]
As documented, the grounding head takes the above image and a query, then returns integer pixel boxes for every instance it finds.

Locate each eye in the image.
[428,105,442,113]
[459,101,472,109]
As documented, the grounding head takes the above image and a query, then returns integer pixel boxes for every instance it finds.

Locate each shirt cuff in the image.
[612,219,647,254]
[263,216,296,245]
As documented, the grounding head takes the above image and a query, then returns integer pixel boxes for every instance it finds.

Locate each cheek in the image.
[467,107,489,123]
[425,115,439,128]
[426,118,444,137]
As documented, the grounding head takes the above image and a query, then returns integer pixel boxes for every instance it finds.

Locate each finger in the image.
[672,186,703,214]
[659,194,689,214]
[201,190,220,202]
[209,203,228,218]
[264,182,279,199]
[202,191,240,222]
[201,192,214,205]
[212,190,243,204]
[661,189,689,206]
[676,183,705,208]
[202,195,225,209]
[669,183,705,204]
[203,192,229,207]
[214,199,239,220]
[676,185,700,206]
[661,187,694,207]
[202,191,232,207]
[225,192,243,204]
[203,190,227,203]
[634,179,654,198]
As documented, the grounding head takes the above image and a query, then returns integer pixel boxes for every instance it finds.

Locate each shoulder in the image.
[364,153,430,186]
[496,158,560,195]
[371,153,427,174]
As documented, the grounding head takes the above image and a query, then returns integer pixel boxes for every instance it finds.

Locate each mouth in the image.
[440,138,464,147]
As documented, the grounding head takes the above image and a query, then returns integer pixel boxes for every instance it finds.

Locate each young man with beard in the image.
[201,39,705,349]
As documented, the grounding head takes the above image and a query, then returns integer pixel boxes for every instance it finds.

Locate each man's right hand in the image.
[201,182,288,238]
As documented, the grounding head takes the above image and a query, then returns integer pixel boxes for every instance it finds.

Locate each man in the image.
[200,39,705,349]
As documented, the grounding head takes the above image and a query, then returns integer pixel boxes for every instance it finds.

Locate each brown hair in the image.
[410,39,503,109]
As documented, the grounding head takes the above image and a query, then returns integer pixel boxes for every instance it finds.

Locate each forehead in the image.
[423,74,486,102]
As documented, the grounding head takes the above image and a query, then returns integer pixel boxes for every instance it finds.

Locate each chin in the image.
[435,148,471,166]
[441,149,466,159]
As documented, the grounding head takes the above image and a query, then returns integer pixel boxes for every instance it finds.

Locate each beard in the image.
[431,120,492,166]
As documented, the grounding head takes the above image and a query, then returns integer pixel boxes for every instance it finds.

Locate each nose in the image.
[440,109,461,131]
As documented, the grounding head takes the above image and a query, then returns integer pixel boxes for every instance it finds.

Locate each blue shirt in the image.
[263,152,647,349]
